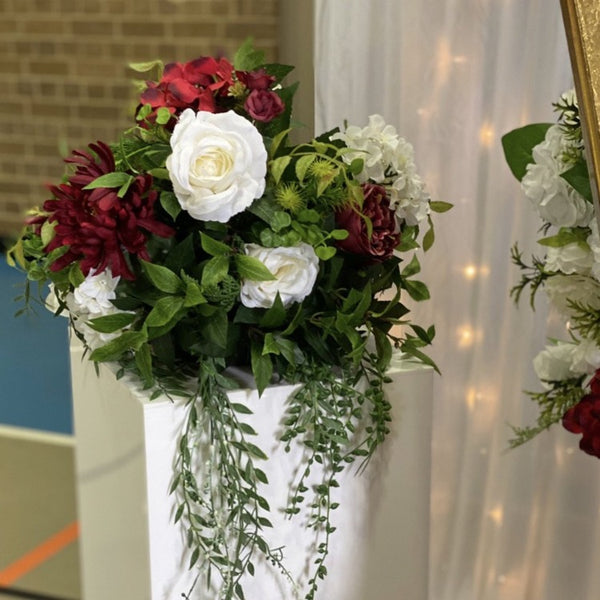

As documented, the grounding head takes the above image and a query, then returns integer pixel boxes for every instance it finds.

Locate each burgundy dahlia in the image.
[41,141,174,280]
[562,371,600,458]
[244,89,284,123]
[335,183,400,262]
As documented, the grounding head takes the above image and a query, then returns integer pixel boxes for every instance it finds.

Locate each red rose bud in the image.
[563,370,600,458]
[335,183,400,262]
[244,89,284,122]
[237,68,276,90]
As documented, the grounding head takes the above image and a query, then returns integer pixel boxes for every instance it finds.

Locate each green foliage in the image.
[501,123,552,181]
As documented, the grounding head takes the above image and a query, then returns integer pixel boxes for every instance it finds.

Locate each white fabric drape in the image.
[315,2,600,599]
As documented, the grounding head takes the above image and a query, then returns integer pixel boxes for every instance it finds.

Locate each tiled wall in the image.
[0,0,278,236]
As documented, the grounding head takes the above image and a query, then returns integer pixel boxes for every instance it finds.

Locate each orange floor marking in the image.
[0,521,79,585]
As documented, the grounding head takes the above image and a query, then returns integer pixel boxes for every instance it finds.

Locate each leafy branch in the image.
[510,243,551,308]
[508,377,585,448]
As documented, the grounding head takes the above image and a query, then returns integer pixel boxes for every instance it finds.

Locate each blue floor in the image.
[0,256,73,434]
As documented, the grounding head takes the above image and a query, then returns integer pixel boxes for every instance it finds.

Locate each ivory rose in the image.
[240,243,319,308]
[166,109,267,222]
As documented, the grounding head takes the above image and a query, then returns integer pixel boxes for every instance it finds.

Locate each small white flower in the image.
[72,268,120,315]
[533,342,577,387]
[166,109,267,223]
[544,241,593,275]
[240,243,319,308]
[571,337,600,375]
[521,125,593,228]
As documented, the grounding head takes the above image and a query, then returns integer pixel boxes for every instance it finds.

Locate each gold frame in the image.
[561,0,600,215]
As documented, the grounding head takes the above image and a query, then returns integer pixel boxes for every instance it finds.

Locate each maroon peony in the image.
[41,141,174,280]
[244,89,285,122]
[562,371,600,458]
[138,56,235,124]
[335,183,400,261]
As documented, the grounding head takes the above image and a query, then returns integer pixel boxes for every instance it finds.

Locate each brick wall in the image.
[0,0,278,236]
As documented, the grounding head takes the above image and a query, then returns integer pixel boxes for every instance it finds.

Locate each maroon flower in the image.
[237,68,275,90]
[244,89,285,123]
[563,371,600,458]
[40,141,174,280]
[335,183,400,261]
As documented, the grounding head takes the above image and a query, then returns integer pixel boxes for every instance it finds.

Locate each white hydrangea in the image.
[571,337,600,375]
[545,273,600,319]
[544,241,593,275]
[331,114,430,225]
[533,341,578,387]
[521,125,593,228]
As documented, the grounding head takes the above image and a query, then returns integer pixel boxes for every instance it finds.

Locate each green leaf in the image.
[235,254,276,281]
[501,123,552,181]
[40,220,56,247]
[160,191,182,222]
[183,275,206,307]
[203,309,228,349]
[145,296,185,327]
[267,127,292,159]
[315,246,336,261]
[260,293,286,328]
[429,200,453,213]
[87,312,136,333]
[251,338,273,395]
[402,254,421,278]
[295,154,316,182]
[68,263,85,287]
[89,330,147,362]
[147,167,170,180]
[129,59,163,73]
[141,261,184,294]
[422,217,435,252]
[561,159,593,203]
[231,403,253,415]
[82,172,133,190]
[262,332,280,355]
[200,232,230,256]
[403,278,430,301]
[233,37,265,71]
[201,255,229,287]
[373,327,392,371]
[262,62,295,81]
[155,107,172,125]
[271,211,292,232]
[537,227,588,248]
[270,155,292,184]
[135,342,153,385]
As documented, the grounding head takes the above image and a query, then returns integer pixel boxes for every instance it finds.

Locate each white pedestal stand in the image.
[70,342,433,600]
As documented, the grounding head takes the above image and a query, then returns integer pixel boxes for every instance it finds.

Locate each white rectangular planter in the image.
[70,341,433,600]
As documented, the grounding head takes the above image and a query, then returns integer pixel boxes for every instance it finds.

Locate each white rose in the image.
[240,243,319,308]
[571,337,600,375]
[533,342,577,386]
[72,268,120,315]
[166,109,267,222]
[545,273,600,319]
[521,125,593,228]
[544,242,593,275]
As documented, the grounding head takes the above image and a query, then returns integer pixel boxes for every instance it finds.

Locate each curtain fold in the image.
[314,2,600,599]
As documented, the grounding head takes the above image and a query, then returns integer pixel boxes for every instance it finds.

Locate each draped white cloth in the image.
[315,2,600,599]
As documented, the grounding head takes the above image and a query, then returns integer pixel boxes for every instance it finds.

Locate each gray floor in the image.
[0,434,80,599]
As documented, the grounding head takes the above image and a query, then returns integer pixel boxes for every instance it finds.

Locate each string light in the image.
[479,122,495,147]
[487,505,504,526]
[463,264,478,279]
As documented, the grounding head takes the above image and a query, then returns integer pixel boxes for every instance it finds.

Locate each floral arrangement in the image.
[8,40,448,598]
[503,89,600,458]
